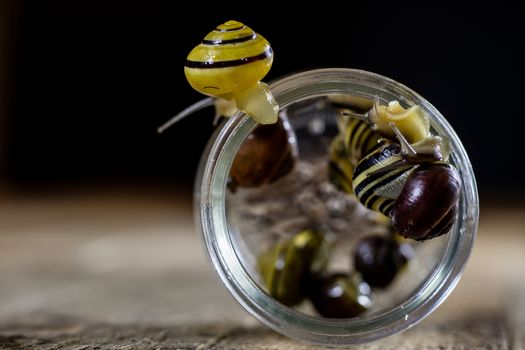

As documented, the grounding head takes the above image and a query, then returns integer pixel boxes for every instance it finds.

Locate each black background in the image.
[5,2,525,196]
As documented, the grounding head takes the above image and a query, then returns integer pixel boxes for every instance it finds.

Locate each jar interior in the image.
[225,95,451,319]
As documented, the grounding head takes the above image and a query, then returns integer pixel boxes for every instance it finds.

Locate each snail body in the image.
[369,100,430,144]
[184,20,279,124]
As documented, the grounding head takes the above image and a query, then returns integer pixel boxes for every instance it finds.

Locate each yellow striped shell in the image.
[328,103,380,195]
[340,113,380,166]
[328,135,354,193]
[352,141,416,216]
[184,20,273,100]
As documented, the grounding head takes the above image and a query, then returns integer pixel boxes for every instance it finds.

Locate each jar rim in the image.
[194,68,479,345]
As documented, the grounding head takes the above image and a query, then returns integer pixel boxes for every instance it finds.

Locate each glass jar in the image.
[194,68,478,345]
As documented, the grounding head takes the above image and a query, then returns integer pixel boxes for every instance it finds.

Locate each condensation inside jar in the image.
[225,95,450,317]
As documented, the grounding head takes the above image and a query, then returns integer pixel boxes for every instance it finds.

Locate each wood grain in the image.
[0,191,523,349]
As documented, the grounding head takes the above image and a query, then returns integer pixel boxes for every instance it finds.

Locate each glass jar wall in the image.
[194,69,478,345]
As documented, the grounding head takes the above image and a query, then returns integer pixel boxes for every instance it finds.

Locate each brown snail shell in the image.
[391,163,461,240]
[418,203,458,241]
[307,272,372,318]
[353,234,414,288]
[228,117,297,191]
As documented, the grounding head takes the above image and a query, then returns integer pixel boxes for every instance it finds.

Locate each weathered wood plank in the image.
[0,314,510,350]
[0,193,523,349]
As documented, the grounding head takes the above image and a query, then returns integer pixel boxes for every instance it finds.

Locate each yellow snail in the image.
[185,20,278,124]
[157,20,279,133]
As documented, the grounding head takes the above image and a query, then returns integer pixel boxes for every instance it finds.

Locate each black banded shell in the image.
[341,117,380,165]
[184,20,273,99]
[328,135,354,194]
[352,142,415,216]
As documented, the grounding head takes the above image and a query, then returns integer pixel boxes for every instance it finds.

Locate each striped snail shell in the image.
[352,141,416,217]
[327,98,460,240]
[184,20,278,124]
[184,20,273,98]
[328,103,380,195]
[328,135,354,194]
[339,112,380,166]
[391,163,461,240]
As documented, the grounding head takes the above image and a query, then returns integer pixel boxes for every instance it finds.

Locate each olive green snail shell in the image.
[258,230,330,307]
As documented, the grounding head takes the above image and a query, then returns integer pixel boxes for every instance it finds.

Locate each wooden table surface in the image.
[0,189,524,349]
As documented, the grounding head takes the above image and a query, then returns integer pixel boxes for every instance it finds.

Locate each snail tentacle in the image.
[157,97,215,134]
[390,122,418,158]
[340,110,369,123]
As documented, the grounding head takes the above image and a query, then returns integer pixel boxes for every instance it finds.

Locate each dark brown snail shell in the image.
[307,272,372,318]
[353,235,414,288]
[391,163,461,240]
[418,203,458,241]
[228,118,297,191]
